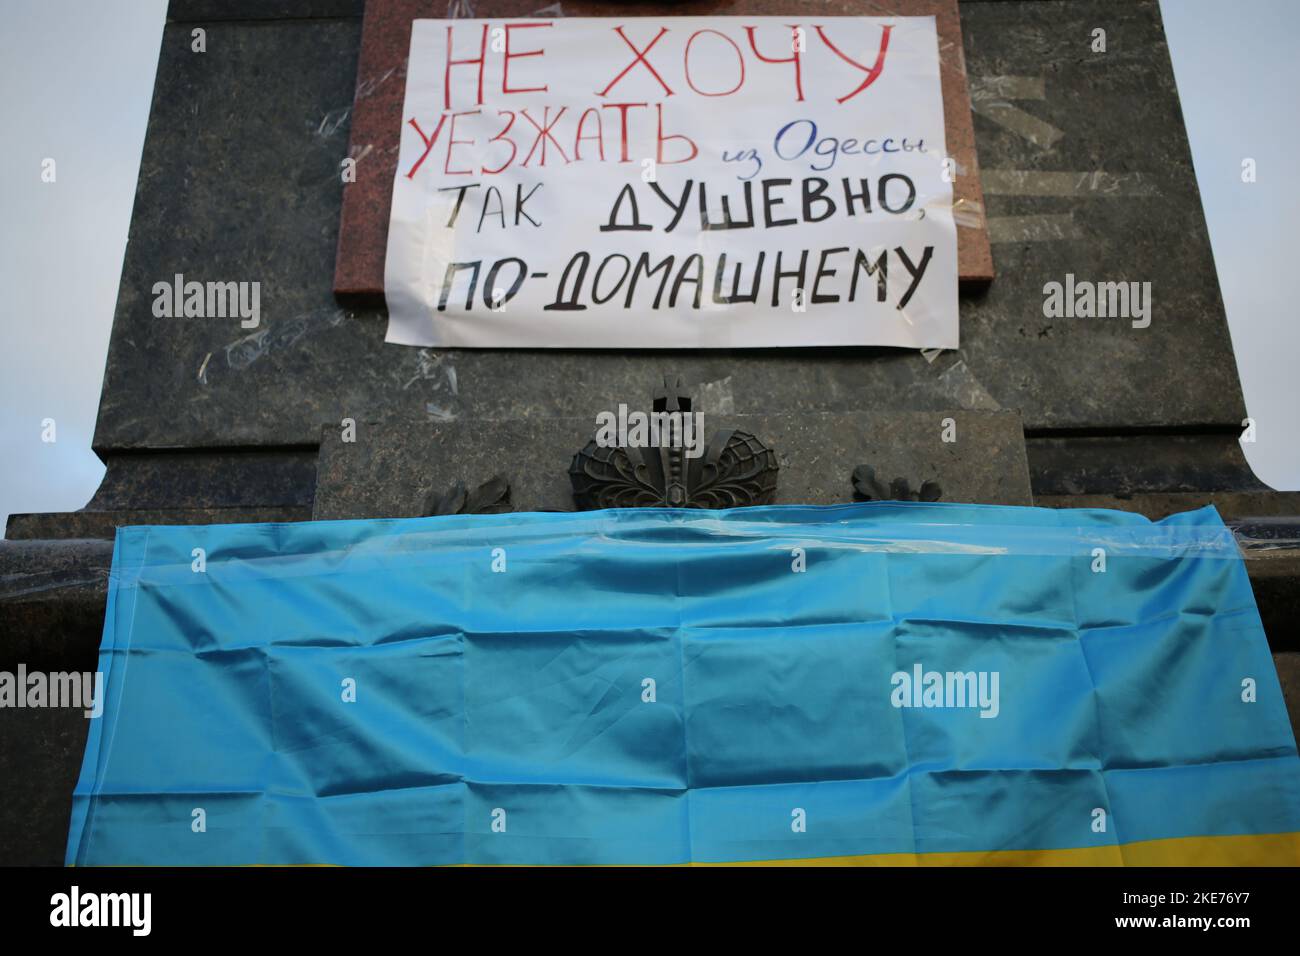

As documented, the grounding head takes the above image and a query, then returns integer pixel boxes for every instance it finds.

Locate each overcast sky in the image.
[0,1,167,534]
[0,0,1296,535]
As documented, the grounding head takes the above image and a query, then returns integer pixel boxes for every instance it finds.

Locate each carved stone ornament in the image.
[851,465,942,503]
[570,377,779,510]
[428,474,512,515]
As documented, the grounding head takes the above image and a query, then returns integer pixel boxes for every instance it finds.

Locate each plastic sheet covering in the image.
[67,503,1300,865]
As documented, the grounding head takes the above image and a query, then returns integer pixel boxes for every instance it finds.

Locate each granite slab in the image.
[4,507,314,541]
[85,450,318,511]
[1026,433,1267,497]
[0,539,114,671]
[0,705,91,866]
[312,409,1032,518]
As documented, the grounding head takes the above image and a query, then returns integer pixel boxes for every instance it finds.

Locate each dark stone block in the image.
[87,451,319,511]
[1275,653,1300,749]
[1026,434,1267,497]
[5,507,313,541]
[0,540,113,671]
[1033,490,1300,521]
[94,18,367,452]
[5,450,320,540]
[956,0,1243,431]
[312,409,1033,518]
[0,706,90,866]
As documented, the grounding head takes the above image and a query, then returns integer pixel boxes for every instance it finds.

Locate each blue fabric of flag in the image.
[66,502,1300,865]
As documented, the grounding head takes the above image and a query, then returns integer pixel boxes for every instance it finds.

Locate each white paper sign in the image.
[384,16,956,349]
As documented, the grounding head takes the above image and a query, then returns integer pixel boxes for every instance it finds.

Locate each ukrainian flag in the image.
[67,503,1300,865]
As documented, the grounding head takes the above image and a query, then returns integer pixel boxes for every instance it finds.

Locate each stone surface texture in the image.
[312,409,1033,518]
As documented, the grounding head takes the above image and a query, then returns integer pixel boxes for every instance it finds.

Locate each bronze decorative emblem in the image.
[570,377,779,510]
